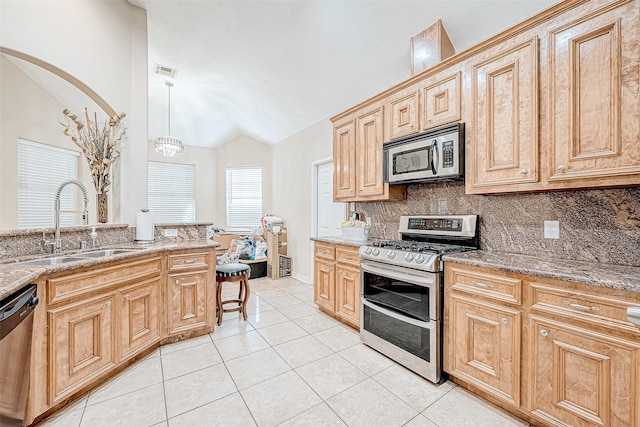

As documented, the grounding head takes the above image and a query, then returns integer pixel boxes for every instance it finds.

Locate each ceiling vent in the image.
[153,63,178,79]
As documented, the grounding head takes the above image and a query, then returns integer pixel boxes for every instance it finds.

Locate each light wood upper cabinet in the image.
[422,71,461,130]
[333,116,356,200]
[388,85,420,140]
[528,315,640,427]
[468,37,540,192]
[48,293,116,404]
[356,104,386,198]
[547,0,640,188]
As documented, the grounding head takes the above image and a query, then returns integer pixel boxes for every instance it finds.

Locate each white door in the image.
[316,161,345,237]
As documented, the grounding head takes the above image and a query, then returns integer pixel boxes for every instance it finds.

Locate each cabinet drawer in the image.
[336,248,359,267]
[448,266,522,304]
[314,244,335,261]
[529,282,640,333]
[167,252,209,271]
[47,256,162,305]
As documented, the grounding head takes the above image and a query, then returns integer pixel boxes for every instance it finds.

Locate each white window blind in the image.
[148,161,196,223]
[226,166,262,231]
[17,139,80,229]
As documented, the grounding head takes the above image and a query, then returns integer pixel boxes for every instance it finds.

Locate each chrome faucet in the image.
[43,180,90,254]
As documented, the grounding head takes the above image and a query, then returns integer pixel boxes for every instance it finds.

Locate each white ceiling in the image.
[131,0,559,148]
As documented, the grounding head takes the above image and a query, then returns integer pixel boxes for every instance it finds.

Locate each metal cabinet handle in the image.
[184,259,195,264]
[175,279,180,285]
[540,329,548,337]
[627,307,640,325]
[124,295,130,300]
[502,318,508,324]
[557,165,565,171]
[563,301,599,312]
[471,280,494,289]
[520,169,527,175]
[105,301,112,307]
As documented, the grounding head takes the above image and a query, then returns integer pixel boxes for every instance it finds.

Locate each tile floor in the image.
[38,277,530,427]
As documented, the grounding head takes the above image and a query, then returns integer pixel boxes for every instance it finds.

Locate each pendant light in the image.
[155,81,184,157]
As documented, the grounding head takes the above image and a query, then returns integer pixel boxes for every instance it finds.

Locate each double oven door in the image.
[360,259,443,383]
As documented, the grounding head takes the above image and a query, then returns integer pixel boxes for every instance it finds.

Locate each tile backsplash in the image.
[357,182,640,267]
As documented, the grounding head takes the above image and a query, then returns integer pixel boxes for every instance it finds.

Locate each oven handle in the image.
[362,298,435,329]
[360,262,435,287]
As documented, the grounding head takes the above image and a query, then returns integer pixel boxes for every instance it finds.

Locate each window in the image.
[226,166,262,231]
[17,139,80,228]
[147,161,196,222]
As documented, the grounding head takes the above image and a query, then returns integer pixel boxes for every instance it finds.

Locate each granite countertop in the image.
[443,250,640,294]
[0,239,220,301]
[310,236,374,248]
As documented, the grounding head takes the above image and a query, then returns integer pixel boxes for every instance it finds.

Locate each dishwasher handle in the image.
[0,284,38,341]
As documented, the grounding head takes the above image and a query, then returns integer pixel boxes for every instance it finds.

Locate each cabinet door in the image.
[423,71,461,130]
[48,294,116,404]
[447,295,521,407]
[333,117,356,200]
[529,316,640,427]
[314,258,335,312]
[356,104,385,198]
[548,2,640,186]
[336,264,360,328]
[167,271,208,335]
[119,278,161,360]
[388,87,420,139]
[470,37,539,190]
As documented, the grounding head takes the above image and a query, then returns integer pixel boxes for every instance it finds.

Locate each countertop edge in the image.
[310,236,371,248]
[443,251,640,294]
[0,239,221,301]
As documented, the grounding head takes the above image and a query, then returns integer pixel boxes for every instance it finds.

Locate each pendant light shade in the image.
[155,81,184,157]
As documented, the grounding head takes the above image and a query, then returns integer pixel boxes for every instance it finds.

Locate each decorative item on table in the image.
[61,108,126,223]
[341,219,369,241]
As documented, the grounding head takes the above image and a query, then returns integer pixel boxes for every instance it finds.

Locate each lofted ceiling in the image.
[130,0,559,148]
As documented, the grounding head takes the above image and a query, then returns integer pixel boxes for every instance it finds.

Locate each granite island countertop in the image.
[443,250,640,294]
[310,236,374,248]
[0,239,220,301]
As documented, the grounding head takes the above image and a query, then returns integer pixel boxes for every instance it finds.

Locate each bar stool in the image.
[215,263,251,326]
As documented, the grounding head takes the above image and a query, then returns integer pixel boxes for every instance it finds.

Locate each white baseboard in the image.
[292,272,312,284]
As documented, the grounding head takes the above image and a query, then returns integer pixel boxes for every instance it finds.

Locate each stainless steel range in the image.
[359,215,479,383]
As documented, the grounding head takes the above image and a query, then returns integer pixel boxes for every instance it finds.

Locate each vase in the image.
[97,193,108,223]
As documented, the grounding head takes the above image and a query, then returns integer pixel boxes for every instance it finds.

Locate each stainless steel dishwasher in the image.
[0,284,39,427]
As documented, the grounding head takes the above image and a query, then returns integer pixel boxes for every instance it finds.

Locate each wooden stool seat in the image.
[216,263,251,326]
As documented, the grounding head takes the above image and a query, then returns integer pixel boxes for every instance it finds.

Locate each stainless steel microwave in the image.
[383,123,464,184]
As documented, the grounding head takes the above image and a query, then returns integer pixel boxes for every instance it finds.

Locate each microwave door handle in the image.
[430,139,439,175]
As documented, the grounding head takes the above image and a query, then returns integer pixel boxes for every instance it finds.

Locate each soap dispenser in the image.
[90,227,100,249]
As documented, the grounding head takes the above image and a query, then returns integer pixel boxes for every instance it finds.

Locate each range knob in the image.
[415,255,426,264]
[364,247,372,255]
[372,248,380,256]
[404,253,414,262]
[387,250,396,259]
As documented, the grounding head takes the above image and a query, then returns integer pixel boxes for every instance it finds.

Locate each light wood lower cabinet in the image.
[48,293,117,403]
[313,241,360,328]
[30,248,217,425]
[529,315,640,427]
[165,250,215,337]
[445,262,640,427]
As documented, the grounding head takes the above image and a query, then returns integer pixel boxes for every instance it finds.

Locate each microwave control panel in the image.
[442,140,454,168]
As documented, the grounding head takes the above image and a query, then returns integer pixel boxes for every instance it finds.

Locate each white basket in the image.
[341,226,368,241]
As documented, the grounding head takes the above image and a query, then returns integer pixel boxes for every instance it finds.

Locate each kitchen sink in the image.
[16,256,86,266]
[75,249,138,258]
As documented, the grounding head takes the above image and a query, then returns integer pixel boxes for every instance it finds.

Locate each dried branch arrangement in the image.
[61,108,127,194]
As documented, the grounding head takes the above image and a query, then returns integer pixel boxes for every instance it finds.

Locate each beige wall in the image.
[214,135,273,230]
[1,0,148,225]
[272,118,333,282]
[0,56,96,228]
[147,142,217,223]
